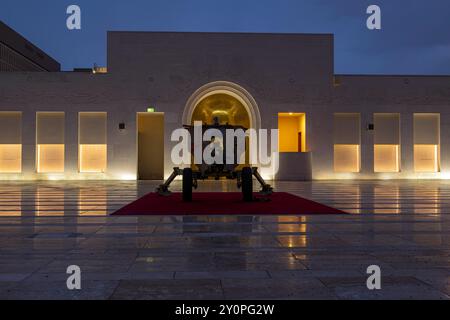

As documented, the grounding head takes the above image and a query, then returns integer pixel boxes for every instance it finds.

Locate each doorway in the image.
[137,112,164,180]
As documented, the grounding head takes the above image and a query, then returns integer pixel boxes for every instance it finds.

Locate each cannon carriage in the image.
[156,119,272,202]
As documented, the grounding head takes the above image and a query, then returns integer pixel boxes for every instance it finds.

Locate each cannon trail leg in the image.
[156,167,181,195]
[252,167,273,195]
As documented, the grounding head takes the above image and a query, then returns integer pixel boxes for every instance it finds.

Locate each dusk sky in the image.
[1,0,449,74]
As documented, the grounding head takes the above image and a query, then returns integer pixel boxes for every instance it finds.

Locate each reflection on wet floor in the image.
[413,187,440,215]
[0,180,450,216]
[0,181,140,216]
[1,180,450,299]
[0,186,22,216]
[276,216,307,247]
[36,186,65,216]
[78,187,107,216]
[373,185,401,214]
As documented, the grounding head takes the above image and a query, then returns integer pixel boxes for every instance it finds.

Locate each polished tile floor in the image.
[0,180,449,299]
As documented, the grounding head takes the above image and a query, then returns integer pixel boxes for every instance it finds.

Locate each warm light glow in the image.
[374,186,400,214]
[0,144,21,173]
[191,93,250,128]
[334,144,360,173]
[37,144,64,173]
[79,144,107,173]
[118,173,137,180]
[414,144,439,173]
[92,66,107,74]
[277,216,307,247]
[0,186,21,216]
[79,188,107,215]
[36,186,64,216]
[278,113,306,152]
[374,144,399,173]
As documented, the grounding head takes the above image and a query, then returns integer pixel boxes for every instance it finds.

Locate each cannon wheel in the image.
[241,167,253,202]
[182,168,193,202]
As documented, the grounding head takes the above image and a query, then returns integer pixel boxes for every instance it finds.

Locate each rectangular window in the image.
[278,113,306,152]
[413,113,439,172]
[374,113,400,172]
[78,112,107,173]
[333,113,360,172]
[0,112,22,173]
[36,112,65,173]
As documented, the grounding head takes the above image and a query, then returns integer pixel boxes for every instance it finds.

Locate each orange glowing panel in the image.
[374,144,399,173]
[0,144,22,173]
[37,144,64,173]
[79,144,107,173]
[414,144,439,173]
[334,144,360,173]
[278,113,306,152]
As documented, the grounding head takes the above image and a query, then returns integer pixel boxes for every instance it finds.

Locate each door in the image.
[137,112,164,179]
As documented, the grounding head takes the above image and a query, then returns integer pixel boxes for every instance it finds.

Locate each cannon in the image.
[156,118,273,202]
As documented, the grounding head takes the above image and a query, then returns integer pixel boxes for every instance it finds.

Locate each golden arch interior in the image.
[190,93,251,168]
[191,93,251,128]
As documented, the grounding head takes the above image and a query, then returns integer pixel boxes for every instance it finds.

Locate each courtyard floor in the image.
[0,180,449,299]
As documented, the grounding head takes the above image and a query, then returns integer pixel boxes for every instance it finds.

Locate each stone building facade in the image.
[1,31,449,180]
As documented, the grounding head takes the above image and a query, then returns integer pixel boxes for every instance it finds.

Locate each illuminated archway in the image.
[182,81,261,130]
[191,93,250,127]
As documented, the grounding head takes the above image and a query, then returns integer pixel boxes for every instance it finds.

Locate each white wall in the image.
[313,75,450,179]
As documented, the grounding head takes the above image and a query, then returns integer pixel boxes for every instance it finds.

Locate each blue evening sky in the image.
[1,0,449,74]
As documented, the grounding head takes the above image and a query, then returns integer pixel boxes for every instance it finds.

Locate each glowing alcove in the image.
[36,112,65,173]
[0,144,22,173]
[37,144,64,173]
[278,113,306,152]
[373,113,400,173]
[78,112,107,173]
[79,144,107,173]
[333,113,361,173]
[413,113,440,173]
[414,145,438,173]
[374,145,399,173]
[0,112,22,173]
[334,145,360,173]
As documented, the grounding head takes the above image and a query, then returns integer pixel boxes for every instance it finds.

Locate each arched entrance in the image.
[182,81,261,130]
[182,81,261,167]
[191,93,250,128]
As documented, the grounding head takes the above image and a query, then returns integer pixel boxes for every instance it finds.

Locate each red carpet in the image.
[112,192,347,215]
